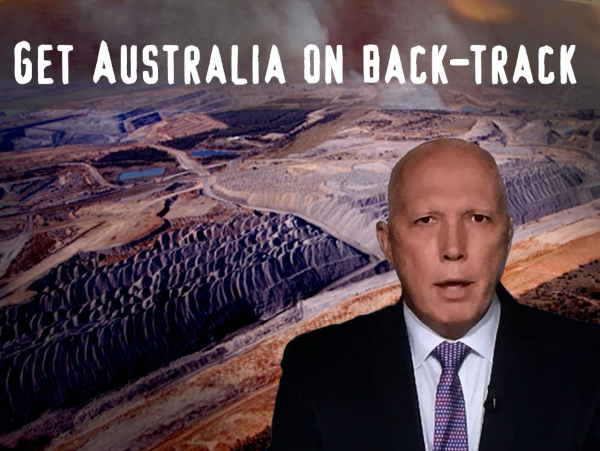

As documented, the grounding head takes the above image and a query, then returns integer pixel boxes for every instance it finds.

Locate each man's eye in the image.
[472,214,487,223]
[416,216,432,224]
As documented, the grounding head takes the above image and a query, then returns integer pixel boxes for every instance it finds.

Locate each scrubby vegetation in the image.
[519,259,600,322]
[231,426,271,450]
[163,109,313,150]
[95,147,174,168]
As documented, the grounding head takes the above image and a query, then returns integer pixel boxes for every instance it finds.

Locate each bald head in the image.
[388,138,508,221]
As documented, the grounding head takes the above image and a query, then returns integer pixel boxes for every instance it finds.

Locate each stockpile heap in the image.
[0,212,368,433]
[501,158,598,225]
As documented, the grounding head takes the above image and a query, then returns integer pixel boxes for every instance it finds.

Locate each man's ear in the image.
[376,220,394,264]
[506,216,514,253]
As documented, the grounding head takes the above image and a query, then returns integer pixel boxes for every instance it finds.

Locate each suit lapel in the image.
[368,301,426,451]
[479,283,535,451]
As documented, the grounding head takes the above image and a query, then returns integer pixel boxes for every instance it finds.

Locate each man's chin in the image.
[430,315,480,339]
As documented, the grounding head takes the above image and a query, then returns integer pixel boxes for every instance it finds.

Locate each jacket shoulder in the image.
[281,301,399,371]
[511,298,600,355]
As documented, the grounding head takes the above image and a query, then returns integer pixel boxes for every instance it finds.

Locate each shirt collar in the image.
[403,292,501,369]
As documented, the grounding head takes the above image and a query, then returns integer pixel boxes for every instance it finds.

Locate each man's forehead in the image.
[393,142,495,180]
[394,154,497,192]
[397,176,500,204]
[388,139,507,215]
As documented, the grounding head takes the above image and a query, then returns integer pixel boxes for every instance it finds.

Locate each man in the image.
[269,138,600,450]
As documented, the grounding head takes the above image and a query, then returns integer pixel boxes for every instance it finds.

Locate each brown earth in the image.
[145,232,600,451]
[518,258,600,323]
[502,231,600,296]
[52,284,402,451]
[2,231,60,282]
[265,108,371,159]
[143,113,228,141]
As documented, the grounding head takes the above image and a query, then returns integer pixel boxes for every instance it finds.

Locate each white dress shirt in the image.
[403,294,501,451]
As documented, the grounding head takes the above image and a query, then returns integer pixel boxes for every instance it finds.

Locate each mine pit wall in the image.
[210,185,318,217]
[502,159,600,225]
[211,185,385,256]
[212,158,600,259]
[307,192,387,255]
[0,212,369,435]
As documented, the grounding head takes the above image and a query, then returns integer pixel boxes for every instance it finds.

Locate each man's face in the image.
[377,146,513,338]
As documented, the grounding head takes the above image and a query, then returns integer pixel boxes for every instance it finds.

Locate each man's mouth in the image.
[434,279,474,299]
[434,279,474,288]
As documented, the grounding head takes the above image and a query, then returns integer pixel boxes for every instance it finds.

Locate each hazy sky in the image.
[1,0,599,107]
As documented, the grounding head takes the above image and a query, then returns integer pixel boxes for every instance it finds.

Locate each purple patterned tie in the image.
[431,341,471,451]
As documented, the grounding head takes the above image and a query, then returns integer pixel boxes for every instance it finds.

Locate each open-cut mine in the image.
[1,85,599,450]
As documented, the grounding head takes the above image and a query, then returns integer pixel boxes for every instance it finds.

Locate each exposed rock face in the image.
[502,158,599,225]
[0,212,368,433]
[215,158,600,256]
[215,164,390,254]
[307,191,388,254]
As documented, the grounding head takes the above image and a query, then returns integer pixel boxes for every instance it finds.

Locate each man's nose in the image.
[440,221,466,261]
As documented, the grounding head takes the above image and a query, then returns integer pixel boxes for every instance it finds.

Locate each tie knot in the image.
[432,341,471,372]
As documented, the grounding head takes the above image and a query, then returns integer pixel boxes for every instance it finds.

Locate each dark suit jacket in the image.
[269,283,600,450]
